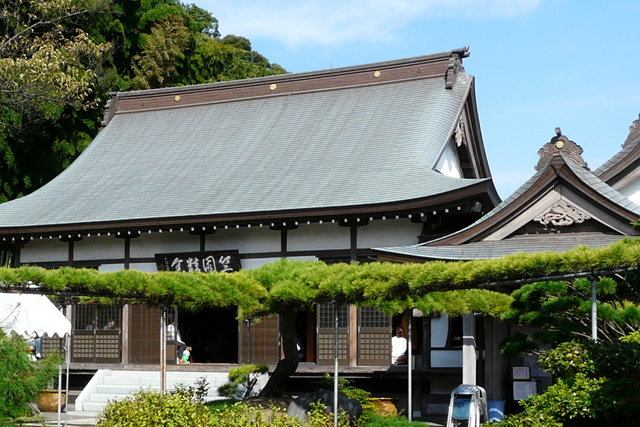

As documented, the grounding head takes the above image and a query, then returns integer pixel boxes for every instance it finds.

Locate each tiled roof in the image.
[0,52,490,230]
[375,234,627,260]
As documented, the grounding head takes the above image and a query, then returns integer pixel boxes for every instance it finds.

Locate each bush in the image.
[313,373,375,412]
[491,338,640,426]
[207,401,352,427]
[218,364,268,400]
[97,389,213,427]
[361,411,424,426]
[0,333,59,420]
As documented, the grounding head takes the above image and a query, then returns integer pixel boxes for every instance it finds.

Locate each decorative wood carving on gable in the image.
[623,113,640,147]
[535,128,589,171]
[533,200,591,227]
[454,119,467,147]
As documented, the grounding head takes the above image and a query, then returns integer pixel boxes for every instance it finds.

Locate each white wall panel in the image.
[287,223,350,252]
[431,349,462,368]
[205,227,280,254]
[130,232,199,258]
[75,236,125,261]
[358,219,421,248]
[21,239,68,263]
[431,314,449,348]
[241,256,317,270]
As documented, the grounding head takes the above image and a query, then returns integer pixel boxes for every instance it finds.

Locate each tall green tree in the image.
[0,0,285,202]
[0,0,111,201]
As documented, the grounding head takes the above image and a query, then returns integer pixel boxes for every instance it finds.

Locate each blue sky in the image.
[195,0,640,200]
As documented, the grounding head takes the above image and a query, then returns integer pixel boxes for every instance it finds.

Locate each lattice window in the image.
[318,333,349,359]
[74,304,122,331]
[358,333,389,360]
[360,307,390,328]
[318,303,348,329]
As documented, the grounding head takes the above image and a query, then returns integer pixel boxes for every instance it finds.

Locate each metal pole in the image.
[65,334,70,427]
[334,302,339,427]
[591,278,598,342]
[408,312,413,422]
[57,365,62,427]
[160,305,167,394]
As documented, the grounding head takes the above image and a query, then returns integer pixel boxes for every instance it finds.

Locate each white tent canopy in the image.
[0,293,70,337]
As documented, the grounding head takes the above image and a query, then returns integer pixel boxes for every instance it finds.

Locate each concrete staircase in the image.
[75,370,229,413]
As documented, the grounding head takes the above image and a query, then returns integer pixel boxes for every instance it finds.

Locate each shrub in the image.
[361,411,424,426]
[0,333,59,420]
[96,389,213,427]
[313,373,375,412]
[218,364,268,400]
[207,401,352,427]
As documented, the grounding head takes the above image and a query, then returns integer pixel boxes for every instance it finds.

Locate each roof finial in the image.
[534,128,589,171]
[623,113,640,147]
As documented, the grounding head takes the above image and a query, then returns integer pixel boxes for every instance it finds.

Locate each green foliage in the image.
[361,411,425,427]
[3,239,640,321]
[313,373,374,412]
[0,333,59,420]
[173,376,210,404]
[501,271,640,353]
[97,388,213,427]
[494,339,640,426]
[0,0,286,203]
[206,401,352,426]
[218,364,268,400]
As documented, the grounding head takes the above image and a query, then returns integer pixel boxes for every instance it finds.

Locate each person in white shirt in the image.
[391,326,407,364]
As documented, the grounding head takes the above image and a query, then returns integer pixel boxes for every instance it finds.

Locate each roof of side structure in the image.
[374,132,640,261]
[0,48,498,235]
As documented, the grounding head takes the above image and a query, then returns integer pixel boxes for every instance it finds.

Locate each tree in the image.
[0,0,111,201]
[500,275,640,356]
[2,238,639,398]
[0,0,286,202]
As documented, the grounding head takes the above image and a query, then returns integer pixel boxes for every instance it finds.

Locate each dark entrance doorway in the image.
[178,307,238,363]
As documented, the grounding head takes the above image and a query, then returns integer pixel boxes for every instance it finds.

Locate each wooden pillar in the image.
[124,237,131,270]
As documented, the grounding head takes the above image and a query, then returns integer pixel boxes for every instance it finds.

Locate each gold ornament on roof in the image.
[270,84,277,91]
[556,140,564,149]
[374,71,381,78]
[174,95,180,102]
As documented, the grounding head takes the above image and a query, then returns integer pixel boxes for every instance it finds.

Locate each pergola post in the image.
[334,301,339,427]
[591,277,598,342]
[407,312,413,422]
[160,305,167,394]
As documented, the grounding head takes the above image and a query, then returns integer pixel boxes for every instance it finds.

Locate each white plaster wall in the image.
[618,180,640,206]
[75,236,126,261]
[431,349,463,368]
[129,263,158,272]
[288,223,349,252]
[431,314,449,348]
[241,256,317,270]
[21,239,68,263]
[99,264,124,272]
[130,232,199,258]
[205,227,280,254]
[434,140,463,178]
[358,219,421,248]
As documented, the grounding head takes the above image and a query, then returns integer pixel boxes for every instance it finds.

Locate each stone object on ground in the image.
[287,389,363,424]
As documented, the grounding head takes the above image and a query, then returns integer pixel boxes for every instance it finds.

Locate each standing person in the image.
[391,326,407,365]
[167,321,186,362]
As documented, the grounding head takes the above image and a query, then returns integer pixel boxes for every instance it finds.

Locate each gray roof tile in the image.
[376,234,626,260]
[0,71,486,228]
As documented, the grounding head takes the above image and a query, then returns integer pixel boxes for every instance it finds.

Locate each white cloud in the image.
[201,0,543,47]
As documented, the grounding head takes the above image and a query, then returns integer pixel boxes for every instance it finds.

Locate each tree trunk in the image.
[259,306,299,397]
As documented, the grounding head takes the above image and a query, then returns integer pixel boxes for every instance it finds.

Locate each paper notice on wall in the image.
[513,381,537,401]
